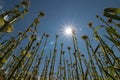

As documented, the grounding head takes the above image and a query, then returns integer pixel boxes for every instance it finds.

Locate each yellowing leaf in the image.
[22,50,26,55]
[21,78,24,80]
[26,52,31,58]
[15,77,18,79]
[1,24,14,32]
[1,58,7,64]
[0,17,5,28]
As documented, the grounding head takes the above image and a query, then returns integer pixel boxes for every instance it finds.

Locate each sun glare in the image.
[60,22,79,38]
[65,27,73,35]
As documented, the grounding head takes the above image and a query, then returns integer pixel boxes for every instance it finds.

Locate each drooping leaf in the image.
[104,8,120,14]
[104,8,120,21]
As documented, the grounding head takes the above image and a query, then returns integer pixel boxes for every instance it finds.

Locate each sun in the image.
[65,27,73,35]
[59,22,79,39]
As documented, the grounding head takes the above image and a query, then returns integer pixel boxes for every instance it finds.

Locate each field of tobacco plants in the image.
[0,1,120,80]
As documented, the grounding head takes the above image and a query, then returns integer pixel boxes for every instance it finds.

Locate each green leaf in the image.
[94,26,103,32]
[104,8,120,21]
[104,8,120,14]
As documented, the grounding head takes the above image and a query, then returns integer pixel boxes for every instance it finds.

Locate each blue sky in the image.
[2,0,120,35]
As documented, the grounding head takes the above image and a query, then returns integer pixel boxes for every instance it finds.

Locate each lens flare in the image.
[65,27,73,35]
